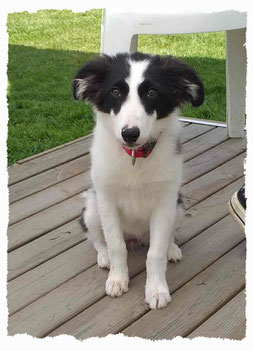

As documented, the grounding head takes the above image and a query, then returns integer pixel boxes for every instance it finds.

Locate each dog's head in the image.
[73,52,204,148]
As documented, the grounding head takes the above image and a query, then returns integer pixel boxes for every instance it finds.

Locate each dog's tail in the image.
[79,207,88,234]
[79,191,89,234]
[173,193,186,242]
[80,188,97,234]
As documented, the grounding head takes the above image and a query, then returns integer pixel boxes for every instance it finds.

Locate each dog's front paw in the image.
[145,281,171,309]
[106,273,129,297]
[97,251,110,269]
[168,243,182,262]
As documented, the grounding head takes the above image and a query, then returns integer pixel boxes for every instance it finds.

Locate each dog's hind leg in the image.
[82,189,110,269]
[167,236,182,262]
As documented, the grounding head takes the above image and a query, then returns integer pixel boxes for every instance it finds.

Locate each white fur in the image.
[184,79,199,100]
[83,59,184,309]
[74,78,90,99]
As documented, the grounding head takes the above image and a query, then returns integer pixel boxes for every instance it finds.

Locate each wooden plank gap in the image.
[181,125,216,144]
[184,136,230,163]
[16,134,93,165]
[8,237,87,282]
[8,257,98,318]
[183,150,246,186]
[9,189,85,227]
[10,151,90,187]
[9,167,88,206]
[178,213,230,247]
[8,214,85,253]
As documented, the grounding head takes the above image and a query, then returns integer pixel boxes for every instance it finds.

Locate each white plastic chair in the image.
[100,8,247,138]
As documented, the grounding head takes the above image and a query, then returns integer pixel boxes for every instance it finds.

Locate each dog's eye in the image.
[147,88,158,98]
[111,87,121,97]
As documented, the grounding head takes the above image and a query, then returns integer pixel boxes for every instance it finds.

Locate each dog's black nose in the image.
[121,126,140,144]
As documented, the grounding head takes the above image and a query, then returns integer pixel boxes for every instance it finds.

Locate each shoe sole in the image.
[229,192,245,227]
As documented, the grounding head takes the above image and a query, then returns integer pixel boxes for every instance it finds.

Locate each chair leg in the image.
[226,28,246,138]
[100,9,138,55]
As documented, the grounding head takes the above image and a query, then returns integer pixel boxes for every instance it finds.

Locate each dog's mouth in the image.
[122,142,142,150]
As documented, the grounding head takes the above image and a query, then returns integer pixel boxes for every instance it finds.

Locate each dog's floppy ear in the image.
[73,54,113,103]
[161,56,204,107]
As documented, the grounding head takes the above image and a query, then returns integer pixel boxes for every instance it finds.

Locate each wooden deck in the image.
[7,121,246,340]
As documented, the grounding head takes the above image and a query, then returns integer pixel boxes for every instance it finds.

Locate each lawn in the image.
[7,9,226,165]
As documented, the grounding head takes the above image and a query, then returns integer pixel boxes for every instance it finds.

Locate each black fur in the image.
[79,208,88,233]
[175,138,182,154]
[73,52,204,118]
[140,55,204,118]
[73,54,130,114]
[177,192,185,209]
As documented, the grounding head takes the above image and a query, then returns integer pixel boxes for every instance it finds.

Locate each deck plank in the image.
[48,221,245,338]
[8,171,91,226]
[8,218,85,281]
[9,214,244,338]
[182,152,245,208]
[8,241,96,315]
[8,147,244,277]
[7,137,245,249]
[177,177,244,244]
[9,154,91,204]
[188,290,246,340]
[8,193,85,251]
[183,137,245,184]
[7,124,247,339]
[9,143,221,225]
[180,124,215,143]
[122,242,245,339]
[9,130,234,207]
[9,125,227,204]
[183,126,229,162]
[16,135,91,164]
[8,136,92,186]
[7,178,243,315]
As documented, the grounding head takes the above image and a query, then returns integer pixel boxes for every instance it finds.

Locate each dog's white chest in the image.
[116,184,158,236]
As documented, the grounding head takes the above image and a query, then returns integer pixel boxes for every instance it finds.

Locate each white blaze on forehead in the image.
[125,59,150,93]
[122,59,150,128]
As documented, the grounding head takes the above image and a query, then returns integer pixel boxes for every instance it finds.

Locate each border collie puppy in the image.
[73,52,204,309]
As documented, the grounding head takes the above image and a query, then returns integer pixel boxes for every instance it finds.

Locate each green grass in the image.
[7,9,226,165]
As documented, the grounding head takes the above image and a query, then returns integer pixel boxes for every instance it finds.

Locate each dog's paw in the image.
[145,282,171,309]
[168,243,182,263]
[97,251,110,269]
[105,274,129,297]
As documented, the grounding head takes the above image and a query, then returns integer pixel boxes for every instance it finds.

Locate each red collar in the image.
[122,140,157,165]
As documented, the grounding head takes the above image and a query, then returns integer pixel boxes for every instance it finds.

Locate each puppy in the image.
[73,52,204,309]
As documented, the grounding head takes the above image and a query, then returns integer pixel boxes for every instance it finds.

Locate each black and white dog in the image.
[73,52,204,309]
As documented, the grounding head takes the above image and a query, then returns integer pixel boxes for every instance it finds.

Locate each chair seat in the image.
[102,9,246,37]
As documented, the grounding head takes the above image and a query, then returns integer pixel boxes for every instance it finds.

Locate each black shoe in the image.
[230,185,246,225]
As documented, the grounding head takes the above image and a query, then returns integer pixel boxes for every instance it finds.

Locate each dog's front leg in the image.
[96,191,129,297]
[145,196,177,309]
